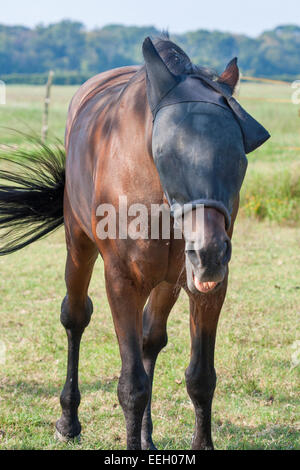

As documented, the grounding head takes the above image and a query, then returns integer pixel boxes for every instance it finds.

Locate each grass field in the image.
[0,81,299,450]
[0,221,299,450]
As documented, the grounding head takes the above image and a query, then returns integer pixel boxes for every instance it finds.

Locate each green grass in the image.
[0,219,299,450]
[237,82,300,222]
[0,85,76,145]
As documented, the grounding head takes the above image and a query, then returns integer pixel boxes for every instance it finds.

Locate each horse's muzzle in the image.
[185,236,231,294]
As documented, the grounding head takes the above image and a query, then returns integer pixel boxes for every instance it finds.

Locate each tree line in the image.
[0,21,299,84]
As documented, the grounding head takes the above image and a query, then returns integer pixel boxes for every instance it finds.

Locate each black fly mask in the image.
[142,37,270,230]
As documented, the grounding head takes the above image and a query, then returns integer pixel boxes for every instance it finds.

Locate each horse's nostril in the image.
[186,239,231,269]
[222,239,232,265]
[187,249,199,265]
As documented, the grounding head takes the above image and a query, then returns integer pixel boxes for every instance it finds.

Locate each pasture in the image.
[0,81,299,450]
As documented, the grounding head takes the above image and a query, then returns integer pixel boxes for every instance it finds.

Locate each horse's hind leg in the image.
[55,217,98,441]
[141,282,180,450]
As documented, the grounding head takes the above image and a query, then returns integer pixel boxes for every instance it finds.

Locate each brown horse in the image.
[0,36,269,449]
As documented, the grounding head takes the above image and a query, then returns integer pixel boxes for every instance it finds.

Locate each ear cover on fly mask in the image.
[143,37,270,154]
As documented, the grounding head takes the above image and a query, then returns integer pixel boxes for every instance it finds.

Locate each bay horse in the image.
[0,36,269,449]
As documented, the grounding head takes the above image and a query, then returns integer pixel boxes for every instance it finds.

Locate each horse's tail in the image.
[0,139,65,255]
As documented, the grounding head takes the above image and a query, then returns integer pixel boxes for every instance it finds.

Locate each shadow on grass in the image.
[154,423,300,450]
[213,421,299,450]
[152,421,299,450]
[1,381,299,450]
[0,377,118,398]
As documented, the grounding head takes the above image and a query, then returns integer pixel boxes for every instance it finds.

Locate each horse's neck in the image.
[113,72,164,205]
[118,71,154,160]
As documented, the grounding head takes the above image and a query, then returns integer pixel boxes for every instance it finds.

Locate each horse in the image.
[0,35,270,450]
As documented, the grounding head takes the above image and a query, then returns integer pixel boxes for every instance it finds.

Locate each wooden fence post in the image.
[41,70,54,143]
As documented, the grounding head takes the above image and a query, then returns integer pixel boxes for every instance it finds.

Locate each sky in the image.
[1,0,299,36]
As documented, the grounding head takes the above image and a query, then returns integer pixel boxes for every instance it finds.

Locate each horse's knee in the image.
[185,366,216,404]
[143,329,168,358]
[60,295,93,331]
[118,367,150,415]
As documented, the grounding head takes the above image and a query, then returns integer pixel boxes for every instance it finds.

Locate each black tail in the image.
[0,138,65,255]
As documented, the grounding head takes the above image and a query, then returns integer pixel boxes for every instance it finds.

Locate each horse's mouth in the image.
[192,273,218,293]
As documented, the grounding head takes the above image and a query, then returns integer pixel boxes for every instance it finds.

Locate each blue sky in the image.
[1,0,299,36]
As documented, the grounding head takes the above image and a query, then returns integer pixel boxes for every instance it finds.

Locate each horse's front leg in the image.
[185,275,228,450]
[104,264,151,450]
[141,281,180,450]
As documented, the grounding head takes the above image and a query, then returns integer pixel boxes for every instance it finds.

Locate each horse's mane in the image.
[152,33,219,81]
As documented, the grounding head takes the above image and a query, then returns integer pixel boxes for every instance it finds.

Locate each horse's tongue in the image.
[194,277,217,293]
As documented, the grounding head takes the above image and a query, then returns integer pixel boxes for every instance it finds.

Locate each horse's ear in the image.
[142,37,180,113]
[218,57,239,93]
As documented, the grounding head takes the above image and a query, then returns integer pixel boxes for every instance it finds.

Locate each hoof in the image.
[142,440,158,450]
[55,428,81,443]
[55,417,81,443]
